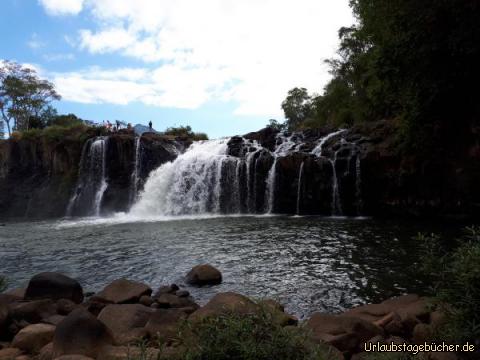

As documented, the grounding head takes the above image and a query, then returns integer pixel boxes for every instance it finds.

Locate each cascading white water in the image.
[129,136,142,207]
[130,139,232,217]
[296,161,305,215]
[264,133,302,213]
[311,129,346,157]
[355,154,363,215]
[66,137,108,217]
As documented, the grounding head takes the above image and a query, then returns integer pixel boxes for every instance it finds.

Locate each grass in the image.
[417,226,480,342]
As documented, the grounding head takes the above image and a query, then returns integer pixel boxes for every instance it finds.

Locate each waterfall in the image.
[330,152,342,216]
[311,129,346,157]
[296,161,305,215]
[66,137,108,217]
[265,158,277,213]
[355,155,363,215]
[129,136,142,207]
[130,139,233,216]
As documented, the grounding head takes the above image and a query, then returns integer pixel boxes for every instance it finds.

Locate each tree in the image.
[281,88,312,130]
[0,60,61,135]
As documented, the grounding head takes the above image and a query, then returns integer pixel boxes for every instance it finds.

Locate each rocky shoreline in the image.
[0,267,456,360]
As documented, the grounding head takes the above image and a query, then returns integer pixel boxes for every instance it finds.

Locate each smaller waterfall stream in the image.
[296,161,305,215]
[129,136,142,207]
[66,137,108,217]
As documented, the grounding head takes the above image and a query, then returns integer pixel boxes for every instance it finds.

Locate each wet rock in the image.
[24,273,83,304]
[52,308,114,358]
[11,324,55,354]
[189,292,257,322]
[152,284,179,298]
[97,304,152,345]
[145,309,186,343]
[93,279,152,304]
[186,264,222,286]
[0,348,23,360]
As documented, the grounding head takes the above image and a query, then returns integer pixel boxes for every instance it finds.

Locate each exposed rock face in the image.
[186,264,222,286]
[1,120,479,218]
[189,292,258,322]
[0,132,186,219]
[25,273,84,304]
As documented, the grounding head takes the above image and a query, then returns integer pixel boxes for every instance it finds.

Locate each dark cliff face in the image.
[0,132,186,219]
[1,121,478,220]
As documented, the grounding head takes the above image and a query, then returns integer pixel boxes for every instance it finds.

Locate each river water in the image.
[0,215,439,318]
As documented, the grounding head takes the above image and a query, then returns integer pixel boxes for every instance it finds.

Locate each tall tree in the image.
[0,61,61,135]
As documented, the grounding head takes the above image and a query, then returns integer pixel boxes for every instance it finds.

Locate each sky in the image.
[0,0,354,138]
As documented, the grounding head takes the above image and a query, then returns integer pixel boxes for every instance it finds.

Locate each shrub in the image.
[0,276,7,292]
[177,307,331,360]
[417,227,480,342]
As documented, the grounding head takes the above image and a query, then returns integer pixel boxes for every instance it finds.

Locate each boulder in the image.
[412,323,433,344]
[306,313,383,353]
[0,348,23,360]
[189,292,258,322]
[152,284,179,298]
[93,279,152,304]
[145,309,186,343]
[24,273,83,304]
[55,356,95,360]
[42,315,66,326]
[4,289,25,300]
[11,300,57,324]
[11,324,55,354]
[97,304,153,345]
[38,342,53,360]
[52,309,113,358]
[56,300,77,316]
[186,264,222,286]
[155,294,199,310]
[138,296,153,307]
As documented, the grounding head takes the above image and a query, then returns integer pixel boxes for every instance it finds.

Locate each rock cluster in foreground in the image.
[0,268,452,360]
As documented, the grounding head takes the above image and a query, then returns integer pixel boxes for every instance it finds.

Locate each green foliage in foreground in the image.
[179,312,327,360]
[130,307,333,360]
[0,276,7,292]
[417,226,480,342]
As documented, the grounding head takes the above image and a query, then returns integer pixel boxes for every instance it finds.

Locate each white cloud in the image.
[42,0,355,117]
[27,33,46,49]
[39,0,84,16]
[43,53,75,62]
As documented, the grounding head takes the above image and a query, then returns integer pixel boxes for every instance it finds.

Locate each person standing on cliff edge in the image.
[149,121,152,131]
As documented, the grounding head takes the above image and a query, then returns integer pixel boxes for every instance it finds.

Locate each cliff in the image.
[1,121,479,220]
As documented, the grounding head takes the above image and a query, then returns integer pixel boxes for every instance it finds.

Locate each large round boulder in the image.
[24,273,83,304]
[93,279,152,304]
[0,303,9,339]
[97,304,153,345]
[11,323,55,354]
[53,308,113,358]
[185,264,222,286]
[189,292,257,322]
